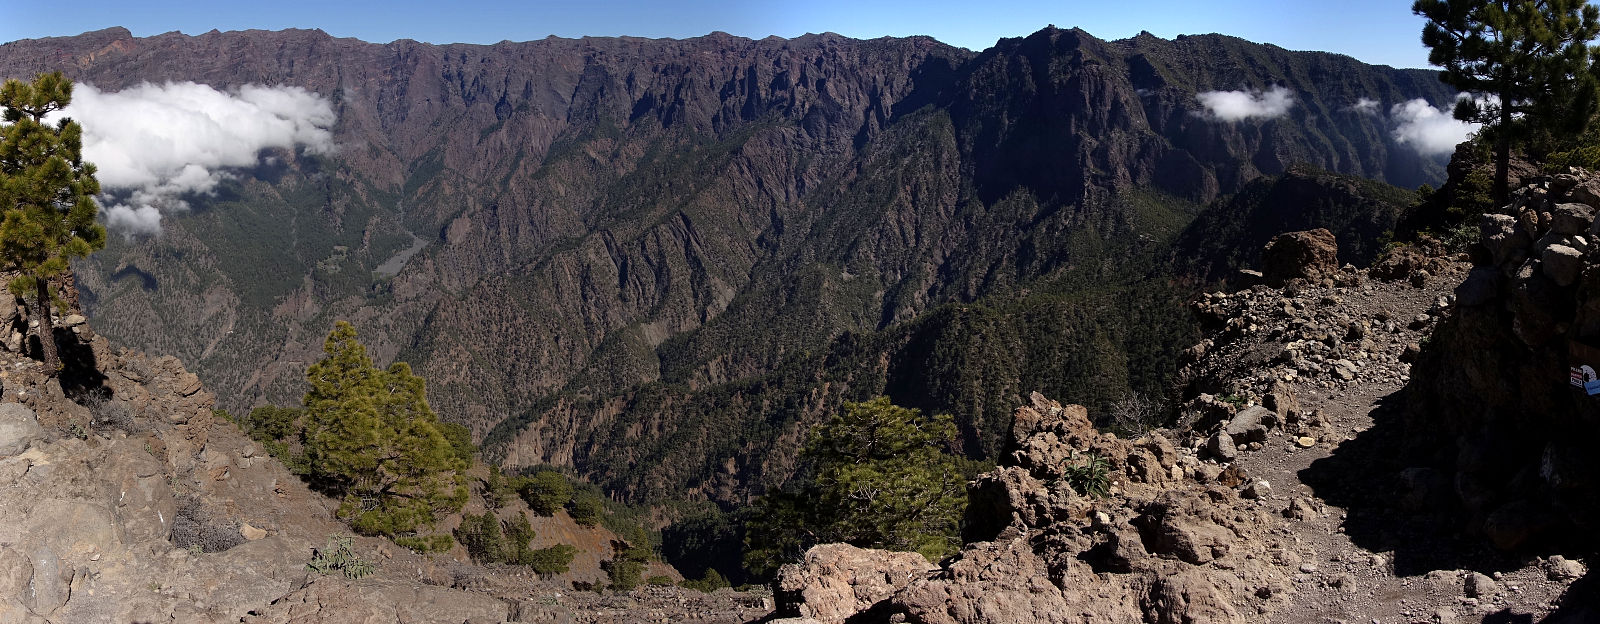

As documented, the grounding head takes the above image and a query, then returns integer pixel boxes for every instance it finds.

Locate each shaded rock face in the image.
[0,25,1458,508]
[776,393,1298,624]
[1261,228,1339,286]
[1407,168,1600,554]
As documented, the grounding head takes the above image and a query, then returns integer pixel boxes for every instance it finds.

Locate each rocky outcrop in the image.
[772,544,935,624]
[1261,228,1339,286]
[775,393,1303,624]
[1406,168,1600,553]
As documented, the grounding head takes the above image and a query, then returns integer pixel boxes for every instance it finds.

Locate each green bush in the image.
[243,405,302,444]
[604,557,645,591]
[439,422,475,468]
[744,397,967,578]
[520,471,573,516]
[680,568,731,593]
[304,322,469,537]
[1062,450,1111,498]
[528,544,577,575]
[482,469,516,510]
[454,511,508,563]
[393,534,455,554]
[646,575,673,586]
[569,491,605,527]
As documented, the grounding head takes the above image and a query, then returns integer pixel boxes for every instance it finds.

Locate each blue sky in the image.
[0,0,1435,69]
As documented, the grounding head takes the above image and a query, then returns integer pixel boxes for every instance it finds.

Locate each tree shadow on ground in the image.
[1297,388,1527,578]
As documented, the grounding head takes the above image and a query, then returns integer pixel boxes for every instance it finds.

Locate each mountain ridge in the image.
[0,25,1457,508]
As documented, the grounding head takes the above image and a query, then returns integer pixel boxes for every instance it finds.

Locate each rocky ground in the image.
[1185,246,1587,623]
[767,229,1594,624]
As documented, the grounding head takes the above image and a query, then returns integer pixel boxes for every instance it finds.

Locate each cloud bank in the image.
[1195,86,1295,121]
[1390,98,1479,157]
[58,82,336,235]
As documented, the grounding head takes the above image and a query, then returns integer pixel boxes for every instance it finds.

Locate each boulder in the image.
[1551,203,1595,235]
[1542,244,1584,286]
[239,578,510,624]
[1260,228,1338,286]
[1140,489,1237,565]
[0,404,42,458]
[1207,431,1238,462]
[773,544,935,624]
[1225,405,1271,443]
[1464,572,1498,598]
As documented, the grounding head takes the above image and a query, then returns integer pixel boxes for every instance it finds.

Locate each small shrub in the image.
[454,511,508,563]
[604,557,645,591]
[438,422,475,467]
[1107,392,1163,436]
[529,544,577,575]
[680,568,730,593]
[80,390,137,432]
[502,513,538,565]
[169,496,247,554]
[307,536,374,579]
[394,534,455,554]
[1062,450,1111,499]
[646,575,673,586]
[482,469,515,510]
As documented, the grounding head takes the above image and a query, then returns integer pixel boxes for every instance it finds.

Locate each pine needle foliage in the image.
[0,72,106,372]
[744,397,968,578]
[1414,0,1600,202]
[303,321,468,536]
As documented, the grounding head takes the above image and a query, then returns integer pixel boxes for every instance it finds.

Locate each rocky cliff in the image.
[0,26,1459,508]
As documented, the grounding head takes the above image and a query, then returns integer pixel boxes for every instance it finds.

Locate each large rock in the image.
[0,403,42,457]
[1542,243,1584,287]
[773,544,936,624]
[1551,203,1595,235]
[896,537,1143,624]
[1260,228,1338,286]
[1225,405,1271,443]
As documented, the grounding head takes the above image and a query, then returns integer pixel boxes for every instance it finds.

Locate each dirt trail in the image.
[1187,260,1587,623]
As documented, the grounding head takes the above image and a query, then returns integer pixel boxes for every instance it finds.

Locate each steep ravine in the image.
[3,25,1458,509]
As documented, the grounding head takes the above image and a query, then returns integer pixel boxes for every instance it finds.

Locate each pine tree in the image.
[0,72,106,373]
[1414,0,1600,203]
[744,397,969,577]
[520,471,573,516]
[303,321,468,535]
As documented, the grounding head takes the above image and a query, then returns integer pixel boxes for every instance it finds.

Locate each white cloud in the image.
[1195,86,1295,121]
[1390,98,1479,157]
[52,81,336,235]
[1349,97,1381,115]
